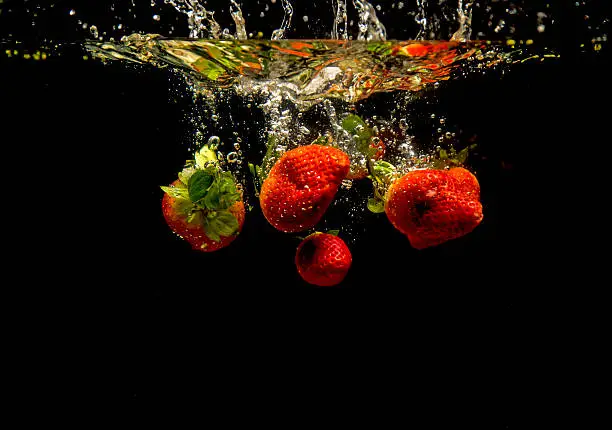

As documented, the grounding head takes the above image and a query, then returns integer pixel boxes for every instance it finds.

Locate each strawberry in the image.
[384,167,483,249]
[161,146,245,252]
[295,233,352,287]
[259,144,350,233]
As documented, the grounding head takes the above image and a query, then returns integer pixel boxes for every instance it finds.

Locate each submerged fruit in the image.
[161,147,245,252]
[260,144,350,233]
[162,180,245,252]
[385,167,483,249]
[295,233,352,287]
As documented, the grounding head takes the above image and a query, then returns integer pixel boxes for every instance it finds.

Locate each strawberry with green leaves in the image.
[161,145,245,252]
[295,232,352,287]
[259,144,350,233]
[365,144,483,249]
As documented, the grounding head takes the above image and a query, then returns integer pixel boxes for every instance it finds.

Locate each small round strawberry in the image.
[295,233,352,287]
[161,149,245,252]
[260,144,350,233]
[385,168,483,249]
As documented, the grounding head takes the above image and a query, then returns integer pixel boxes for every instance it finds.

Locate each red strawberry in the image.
[384,167,483,249]
[161,158,245,252]
[295,233,352,287]
[260,144,350,233]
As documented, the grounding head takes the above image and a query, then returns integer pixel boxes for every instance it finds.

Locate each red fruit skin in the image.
[295,233,352,287]
[385,168,483,249]
[162,180,245,252]
[260,145,350,233]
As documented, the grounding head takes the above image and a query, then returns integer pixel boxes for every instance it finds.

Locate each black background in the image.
[1,0,608,406]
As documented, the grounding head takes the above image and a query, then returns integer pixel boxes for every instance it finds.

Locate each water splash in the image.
[271,0,294,40]
[332,0,348,40]
[229,0,247,40]
[164,0,220,38]
[451,1,474,42]
[353,0,387,41]
[415,0,429,40]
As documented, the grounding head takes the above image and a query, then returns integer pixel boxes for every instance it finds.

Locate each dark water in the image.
[1,1,609,403]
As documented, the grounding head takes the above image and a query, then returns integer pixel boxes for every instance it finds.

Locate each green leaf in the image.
[372,160,396,179]
[439,149,448,159]
[174,198,196,217]
[311,135,329,146]
[205,211,239,241]
[188,170,214,203]
[161,185,189,200]
[178,167,197,185]
[342,114,374,156]
[261,135,280,177]
[342,114,368,135]
[327,229,340,236]
[367,198,386,214]
[203,218,221,243]
[203,181,221,210]
[187,210,203,225]
[248,162,257,177]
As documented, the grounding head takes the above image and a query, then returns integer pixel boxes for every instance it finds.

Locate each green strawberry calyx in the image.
[432,144,478,170]
[161,145,241,243]
[366,160,398,214]
[341,114,378,159]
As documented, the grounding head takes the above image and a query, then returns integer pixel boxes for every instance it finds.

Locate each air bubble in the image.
[399,118,408,130]
[211,114,219,122]
[227,152,239,163]
[440,118,446,124]
[89,25,98,38]
[69,9,76,16]
[153,14,160,21]
[233,142,240,150]
[430,114,436,119]
[208,136,221,147]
